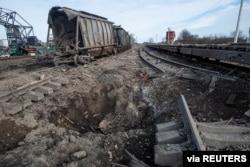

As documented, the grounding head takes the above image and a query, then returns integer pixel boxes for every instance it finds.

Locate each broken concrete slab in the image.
[201,132,250,149]
[44,82,61,90]
[180,72,202,80]
[156,130,186,144]
[209,76,217,93]
[40,74,45,80]
[156,121,182,132]
[9,98,32,109]
[154,144,182,166]
[35,86,53,95]
[24,91,44,102]
[71,150,87,160]
[197,122,250,134]
[225,94,237,105]
[21,99,32,108]
[244,109,250,117]
[52,79,69,85]
[0,102,22,115]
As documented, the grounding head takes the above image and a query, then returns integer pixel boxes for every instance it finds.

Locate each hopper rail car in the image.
[46,7,133,66]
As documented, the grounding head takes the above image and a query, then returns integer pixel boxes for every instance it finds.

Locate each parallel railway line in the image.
[146,43,250,68]
[138,46,250,166]
[139,47,238,81]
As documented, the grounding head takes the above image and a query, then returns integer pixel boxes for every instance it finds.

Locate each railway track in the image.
[0,55,35,61]
[138,47,250,166]
[0,76,68,115]
[139,47,238,81]
[146,43,250,67]
[154,94,250,166]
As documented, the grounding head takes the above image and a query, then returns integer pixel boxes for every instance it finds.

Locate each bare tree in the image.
[230,30,246,39]
[177,29,195,44]
[176,29,247,44]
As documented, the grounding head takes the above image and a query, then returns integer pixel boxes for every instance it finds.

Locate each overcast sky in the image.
[0,0,249,43]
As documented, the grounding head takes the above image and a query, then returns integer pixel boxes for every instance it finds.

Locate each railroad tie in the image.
[9,98,32,109]
[154,121,185,166]
[197,122,250,150]
[44,82,61,90]
[225,93,237,105]
[24,91,44,102]
[35,86,53,95]
[0,102,22,115]
[0,78,68,116]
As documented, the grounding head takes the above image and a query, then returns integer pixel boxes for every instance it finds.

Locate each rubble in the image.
[0,45,250,166]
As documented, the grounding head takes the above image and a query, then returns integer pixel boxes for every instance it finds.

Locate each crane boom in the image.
[0,7,35,46]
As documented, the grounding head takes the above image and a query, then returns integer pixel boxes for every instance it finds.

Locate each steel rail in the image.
[178,94,206,151]
[143,47,238,81]
[138,49,165,73]
[0,56,35,61]
[0,77,51,102]
[143,47,219,74]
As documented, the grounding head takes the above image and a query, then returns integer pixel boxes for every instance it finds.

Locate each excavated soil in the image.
[0,45,250,166]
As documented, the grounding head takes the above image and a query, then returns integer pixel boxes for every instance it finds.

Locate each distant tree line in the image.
[176,29,247,44]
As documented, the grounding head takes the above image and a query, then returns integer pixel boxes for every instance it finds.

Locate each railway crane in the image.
[0,7,39,55]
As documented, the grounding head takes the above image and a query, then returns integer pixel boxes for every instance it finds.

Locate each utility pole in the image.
[234,0,243,43]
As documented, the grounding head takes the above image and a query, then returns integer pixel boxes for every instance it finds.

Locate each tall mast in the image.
[233,0,244,43]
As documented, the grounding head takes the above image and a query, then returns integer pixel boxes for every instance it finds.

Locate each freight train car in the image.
[146,44,250,66]
[113,25,131,52]
[46,6,116,66]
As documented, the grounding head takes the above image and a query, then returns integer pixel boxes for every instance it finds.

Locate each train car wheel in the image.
[53,56,59,66]
[74,54,79,66]
[77,54,91,64]
[86,54,91,63]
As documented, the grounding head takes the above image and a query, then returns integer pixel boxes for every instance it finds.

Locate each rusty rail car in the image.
[146,44,250,66]
[46,7,117,66]
[113,25,132,52]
